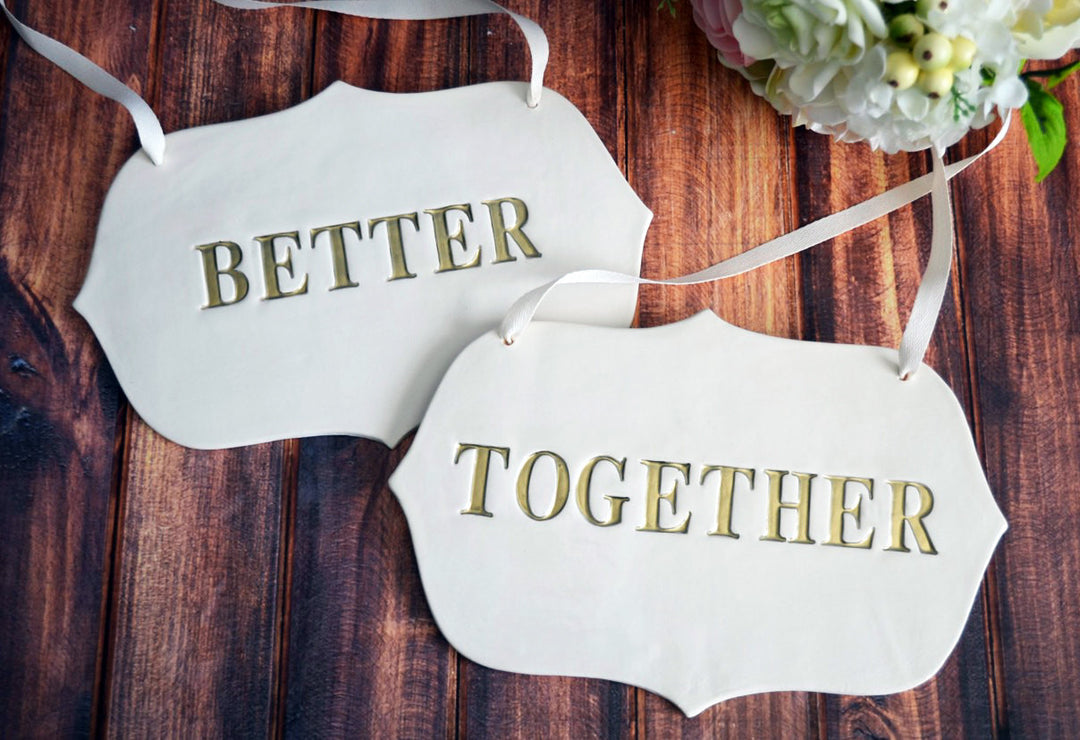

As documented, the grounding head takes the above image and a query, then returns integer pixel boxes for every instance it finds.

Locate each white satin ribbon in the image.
[898,146,952,379]
[0,0,548,167]
[212,0,549,107]
[0,0,166,165]
[500,113,1011,379]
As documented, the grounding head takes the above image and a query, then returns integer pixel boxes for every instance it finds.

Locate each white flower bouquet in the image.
[680,0,1080,178]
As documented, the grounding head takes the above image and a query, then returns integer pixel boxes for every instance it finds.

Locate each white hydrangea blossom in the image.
[733,0,1027,152]
[1013,0,1080,58]
[734,0,888,65]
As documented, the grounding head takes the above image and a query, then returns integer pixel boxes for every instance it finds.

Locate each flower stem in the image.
[1020,57,1080,79]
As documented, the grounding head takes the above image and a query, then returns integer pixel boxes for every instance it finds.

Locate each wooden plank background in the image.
[1,1,1077,736]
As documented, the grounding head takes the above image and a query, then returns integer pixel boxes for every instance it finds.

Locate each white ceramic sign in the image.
[390,312,1007,715]
[75,81,651,448]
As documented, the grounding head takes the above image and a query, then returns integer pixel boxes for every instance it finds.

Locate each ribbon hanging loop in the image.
[212,0,549,107]
[0,0,551,168]
[499,114,1011,379]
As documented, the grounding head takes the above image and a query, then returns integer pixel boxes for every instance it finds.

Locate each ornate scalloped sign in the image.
[390,312,1007,715]
[74,81,650,448]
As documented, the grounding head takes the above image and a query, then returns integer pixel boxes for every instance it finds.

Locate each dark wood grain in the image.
[101,2,313,737]
[794,131,996,737]
[627,2,802,338]
[0,2,154,735]
[956,111,1080,736]
[3,1,1080,736]
[280,13,468,739]
[284,437,456,738]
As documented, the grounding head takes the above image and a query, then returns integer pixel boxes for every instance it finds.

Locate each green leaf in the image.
[1020,79,1067,182]
[657,0,678,17]
[1046,60,1080,90]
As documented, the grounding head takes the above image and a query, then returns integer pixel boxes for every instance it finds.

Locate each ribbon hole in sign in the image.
[0,0,652,449]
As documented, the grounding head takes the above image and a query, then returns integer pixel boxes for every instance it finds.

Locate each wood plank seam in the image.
[950,137,1011,737]
[455,651,465,740]
[618,4,646,737]
[981,563,1008,736]
[149,0,170,125]
[271,15,317,736]
[89,403,134,740]
[786,64,827,740]
[455,16,474,740]
[306,8,320,104]
[0,13,12,158]
[270,438,301,740]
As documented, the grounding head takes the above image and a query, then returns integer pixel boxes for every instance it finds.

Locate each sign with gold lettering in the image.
[390,312,1007,715]
[74,80,650,448]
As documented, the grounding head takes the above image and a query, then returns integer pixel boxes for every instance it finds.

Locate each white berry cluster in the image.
[695,0,1030,152]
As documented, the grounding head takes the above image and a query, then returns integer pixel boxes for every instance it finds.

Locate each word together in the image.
[454,443,938,554]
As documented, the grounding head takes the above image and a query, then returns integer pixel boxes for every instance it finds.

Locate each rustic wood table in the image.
[2,1,1078,737]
